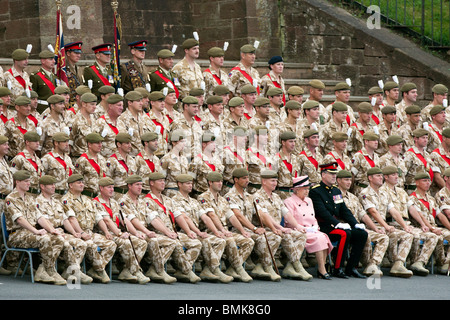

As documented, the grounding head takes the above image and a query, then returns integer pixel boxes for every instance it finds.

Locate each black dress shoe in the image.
[332,268,349,279]
[317,271,332,280]
[346,268,366,279]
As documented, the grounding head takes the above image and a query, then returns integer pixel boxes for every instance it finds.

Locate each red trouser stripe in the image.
[329,228,347,268]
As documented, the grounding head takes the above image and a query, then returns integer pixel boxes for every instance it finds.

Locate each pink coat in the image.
[284,194,333,254]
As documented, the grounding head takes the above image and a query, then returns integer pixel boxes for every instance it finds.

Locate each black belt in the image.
[114,186,128,194]
[356,183,368,189]
[248,183,261,189]
[276,186,292,192]
[81,190,97,198]
[404,184,416,190]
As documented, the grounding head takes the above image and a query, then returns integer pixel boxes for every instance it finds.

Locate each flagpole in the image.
[111,1,121,89]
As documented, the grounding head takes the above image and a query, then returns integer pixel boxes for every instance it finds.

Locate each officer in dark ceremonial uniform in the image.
[309,162,368,279]
[120,40,148,94]
[83,44,115,98]
[64,41,84,108]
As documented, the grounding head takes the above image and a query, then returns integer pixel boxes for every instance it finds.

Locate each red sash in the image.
[249,148,272,169]
[80,153,106,177]
[194,115,202,123]
[328,152,346,170]
[111,154,129,173]
[300,150,318,169]
[244,113,252,120]
[9,118,27,134]
[265,73,285,105]
[36,72,56,94]
[371,114,380,125]
[224,146,244,163]
[137,152,155,172]
[0,114,8,124]
[17,152,39,172]
[351,123,365,137]
[154,70,180,98]
[231,67,260,95]
[145,193,175,223]
[166,114,174,124]
[27,114,38,127]
[411,192,436,218]
[89,65,112,86]
[151,118,165,135]
[100,115,118,134]
[277,153,297,177]
[358,150,375,168]
[197,154,216,171]
[204,69,222,85]
[407,148,434,181]
[432,148,450,166]
[431,127,443,142]
[93,197,120,227]
[8,69,28,89]
[48,152,72,176]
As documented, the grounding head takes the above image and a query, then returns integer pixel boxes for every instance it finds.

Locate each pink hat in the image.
[293,176,312,188]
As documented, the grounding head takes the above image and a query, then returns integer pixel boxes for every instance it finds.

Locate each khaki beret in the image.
[81,93,98,103]
[302,100,320,110]
[27,90,38,99]
[11,49,29,61]
[170,129,185,142]
[47,94,65,104]
[126,174,143,184]
[240,84,257,94]
[401,82,417,92]
[134,87,150,98]
[207,47,225,57]
[0,87,11,97]
[357,102,373,113]
[260,170,278,179]
[332,132,348,141]
[141,132,159,142]
[148,172,166,181]
[0,135,8,144]
[287,86,304,95]
[115,132,132,143]
[332,101,348,112]
[157,49,175,59]
[98,177,115,186]
[107,94,124,104]
[39,175,57,185]
[304,129,319,138]
[383,81,399,91]
[15,96,31,106]
[52,132,70,142]
[368,86,383,95]
[206,172,223,182]
[362,132,379,141]
[189,88,204,97]
[442,128,450,138]
[266,87,283,97]
[98,85,116,95]
[24,131,40,142]
[240,44,256,53]
[386,135,403,145]
[228,97,244,107]
[381,105,396,114]
[182,96,199,105]
[213,85,230,95]
[382,166,399,175]
[254,97,270,107]
[67,174,84,184]
[334,82,351,91]
[414,171,430,180]
[182,38,199,50]
[206,95,223,105]
[285,100,301,110]
[253,125,268,135]
[233,126,248,137]
[309,79,325,89]
[232,168,249,178]
[430,105,445,116]
[13,170,31,181]
[175,174,193,183]
[85,132,104,143]
[336,170,352,178]
[202,132,216,143]
[54,85,70,95]
[432,84,448,95]
[367,167,383,176]
[125,91,143,101]
[280,131,296,140]
[405,105,421,114]
[149,91,165,101]
[39,50,54,59]
[412,128,429,137]
[75,85,91,96]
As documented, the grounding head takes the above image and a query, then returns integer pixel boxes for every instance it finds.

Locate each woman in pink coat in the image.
[283,176,334,279]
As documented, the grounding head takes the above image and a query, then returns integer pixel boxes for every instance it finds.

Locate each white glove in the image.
[355,223,366,230]
[336,223,351,230]
[306,226,318,233]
